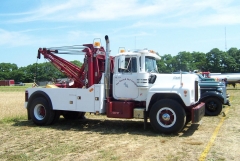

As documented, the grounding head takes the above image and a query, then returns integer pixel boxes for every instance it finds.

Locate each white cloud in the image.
[0,29,33,46]
[0,28,64,47]
[1,0,239,27]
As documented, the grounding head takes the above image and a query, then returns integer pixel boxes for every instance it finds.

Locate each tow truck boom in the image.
[37,43,113,88]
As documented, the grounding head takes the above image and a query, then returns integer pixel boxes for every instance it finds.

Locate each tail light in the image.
[25,90,28,102]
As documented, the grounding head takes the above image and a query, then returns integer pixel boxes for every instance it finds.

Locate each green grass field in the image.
[0,83,33,92]
[0,86,239,161]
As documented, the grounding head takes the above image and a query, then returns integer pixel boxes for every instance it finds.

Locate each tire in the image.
[78,112,86,119]
[62,111,85,120]
[185,115,192,125]
[149,99,186,134]
[51,110,60,124]
[204,97,223,116]
[29,97,55,126]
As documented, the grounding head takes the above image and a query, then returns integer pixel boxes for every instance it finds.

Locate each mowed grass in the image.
[0,86,240,161]
[0,83,32,92]
[0,92,27,121]
[0,83,32,121]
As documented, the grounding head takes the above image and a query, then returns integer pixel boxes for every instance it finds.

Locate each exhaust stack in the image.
[104,35,110,98]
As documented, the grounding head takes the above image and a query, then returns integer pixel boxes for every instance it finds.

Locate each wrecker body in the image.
[25,35,205,134]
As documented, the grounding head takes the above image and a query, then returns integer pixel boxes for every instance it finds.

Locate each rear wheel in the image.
[29,97,55,126]
[51,110,60,124]
[204,98,223,116]
[149,99,186,134]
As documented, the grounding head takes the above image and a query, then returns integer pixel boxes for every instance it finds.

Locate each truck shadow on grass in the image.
[227,88,240,90]
[12,117,200,137]
[180,123,200,137]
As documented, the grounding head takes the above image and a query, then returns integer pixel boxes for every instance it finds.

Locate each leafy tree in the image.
[220,52,236,72]
[191,52,206,72]
[172,51,192,72]
[11,70,25,82]
[0,63,18,80]
[19,64,37,83]
[227,47,239,57]
[205,48,225,72]
[2,47,240,82]
[157,54,174,73]
[70,60,82,67]
[34,62,65,82]
[227,48,240,72]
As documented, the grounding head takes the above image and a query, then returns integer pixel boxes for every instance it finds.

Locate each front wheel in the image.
[149,99,186,134]
[204,98,223,116]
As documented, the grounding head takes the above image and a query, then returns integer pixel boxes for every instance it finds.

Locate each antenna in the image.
[135,36,136,49]
[225,27,227,51]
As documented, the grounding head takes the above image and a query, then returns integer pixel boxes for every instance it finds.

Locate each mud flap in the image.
[27,108,31,120]
[191,102,205,123]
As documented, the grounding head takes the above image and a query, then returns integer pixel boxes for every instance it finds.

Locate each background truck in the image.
[25,35,205,134]
[195,72,230,116]
[173,71,230,116]
[196,73,215,82]
[199,81,230,116]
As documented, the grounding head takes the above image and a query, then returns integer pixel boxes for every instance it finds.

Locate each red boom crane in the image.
[37,43,113,88]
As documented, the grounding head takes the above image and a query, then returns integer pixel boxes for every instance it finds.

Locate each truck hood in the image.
[152,73,198,87]
[199,81,225,88]
[200,78,215,81]
[147,73,200,107]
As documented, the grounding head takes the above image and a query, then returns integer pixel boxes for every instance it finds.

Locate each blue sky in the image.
[1,0,240,67]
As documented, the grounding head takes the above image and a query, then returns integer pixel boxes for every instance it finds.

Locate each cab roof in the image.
[115,49,161,60]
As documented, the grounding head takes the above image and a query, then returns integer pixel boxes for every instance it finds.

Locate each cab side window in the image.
[118,57,137,73]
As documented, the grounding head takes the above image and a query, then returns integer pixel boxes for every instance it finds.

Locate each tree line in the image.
[157,47,240,73]
[0,60,82,83]
[1,47,240,83]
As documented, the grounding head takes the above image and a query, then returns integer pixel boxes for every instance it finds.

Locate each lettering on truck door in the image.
[113,57,139,100]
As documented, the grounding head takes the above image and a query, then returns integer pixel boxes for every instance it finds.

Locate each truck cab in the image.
[109,49,205,133]
[113,50,201,107]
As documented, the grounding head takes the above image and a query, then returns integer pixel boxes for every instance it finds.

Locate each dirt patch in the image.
[0,88,240,161]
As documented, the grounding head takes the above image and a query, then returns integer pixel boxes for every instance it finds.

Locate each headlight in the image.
[217,87,223,93]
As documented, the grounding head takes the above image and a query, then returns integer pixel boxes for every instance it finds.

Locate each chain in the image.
[84,56,88,88]
[32,58,39,87]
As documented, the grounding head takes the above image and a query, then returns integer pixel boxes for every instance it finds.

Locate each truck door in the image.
[113,57,139,100]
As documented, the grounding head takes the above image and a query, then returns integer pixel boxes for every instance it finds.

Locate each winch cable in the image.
[33,58,39,87]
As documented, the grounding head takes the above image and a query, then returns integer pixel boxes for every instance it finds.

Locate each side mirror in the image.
[119,55,125,69]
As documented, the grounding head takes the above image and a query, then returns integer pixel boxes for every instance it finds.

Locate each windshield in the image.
[145,57,158,73]
[197,74,204,79]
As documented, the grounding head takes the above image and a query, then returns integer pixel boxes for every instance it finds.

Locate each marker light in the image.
[120,49,125,53]
[149,50,155,53]
[94,42,101,48]
[184,90,187,96]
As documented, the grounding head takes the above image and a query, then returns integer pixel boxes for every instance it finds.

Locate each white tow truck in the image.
[25,35,205,134]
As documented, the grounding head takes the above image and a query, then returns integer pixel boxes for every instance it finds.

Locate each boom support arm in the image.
[38,48,86,87]
[37,44,111,88]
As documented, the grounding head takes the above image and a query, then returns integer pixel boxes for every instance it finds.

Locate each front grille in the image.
[195,81,198,102]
